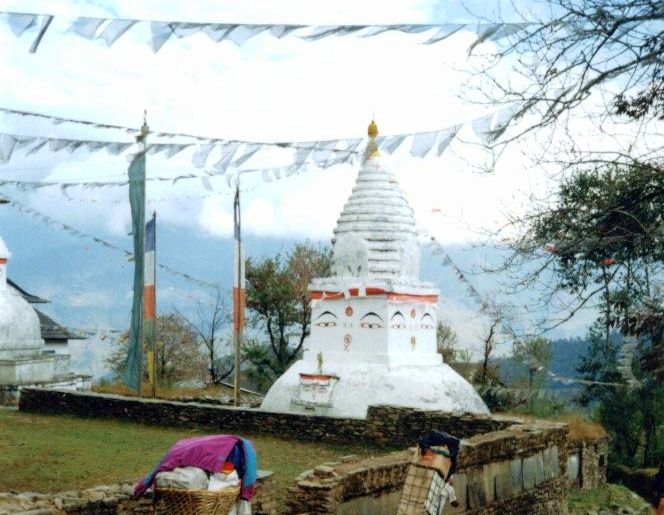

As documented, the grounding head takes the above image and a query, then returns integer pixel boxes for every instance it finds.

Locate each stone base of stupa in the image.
[260,359,489,419]
[0,373,91,406]
[0,352,91,406]
[0,352,72,384]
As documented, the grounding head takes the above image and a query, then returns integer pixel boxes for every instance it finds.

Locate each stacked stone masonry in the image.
[566,437,608,490]
[0,473,276,514]
[286,419,570,514]
[17,389,607,514]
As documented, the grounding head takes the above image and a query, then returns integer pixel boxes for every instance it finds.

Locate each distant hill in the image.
[493,337,590,397]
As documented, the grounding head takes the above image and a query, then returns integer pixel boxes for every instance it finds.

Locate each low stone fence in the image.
[18,389,518,447]
[286,419,570,514]
[0,472,276,514]
[19,388,366,444]
[566,436,608,490]
[364,405,516,445]
[16,389,610,514]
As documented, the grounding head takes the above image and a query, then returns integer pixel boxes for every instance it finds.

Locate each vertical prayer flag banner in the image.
[233,186,245,406]
[144,215,156,394]
[233,187,245,333]
[124,152,146,391]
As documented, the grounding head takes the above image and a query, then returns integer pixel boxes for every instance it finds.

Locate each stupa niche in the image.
[261,122,489,418]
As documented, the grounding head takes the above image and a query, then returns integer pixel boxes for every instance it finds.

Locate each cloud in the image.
[65,289,113,307]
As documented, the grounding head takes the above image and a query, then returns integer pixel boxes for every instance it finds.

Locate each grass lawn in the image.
[568,483,654,514]
[0,408,377,505]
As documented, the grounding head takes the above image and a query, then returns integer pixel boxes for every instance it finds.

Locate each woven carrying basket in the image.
[155,485,241,515]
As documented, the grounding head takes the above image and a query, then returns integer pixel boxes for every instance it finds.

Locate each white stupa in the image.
[0,234,89,403]
[261,121,489,418]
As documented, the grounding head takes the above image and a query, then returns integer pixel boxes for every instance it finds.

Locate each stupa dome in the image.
[0,236,45,360]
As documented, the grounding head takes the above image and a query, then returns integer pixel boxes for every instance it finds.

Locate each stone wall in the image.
[285,452,411,514]
[0,472,276,514]
[364,405,515,445]
[18,389,519,447]
[285,419,570,514]
[17,389,609,514]
[19,388,365,444]
[0,375,90,406]
[566,437,608,490]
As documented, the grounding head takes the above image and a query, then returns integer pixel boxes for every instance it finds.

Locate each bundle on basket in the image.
[133,434,257,515]
[397,431,460,515]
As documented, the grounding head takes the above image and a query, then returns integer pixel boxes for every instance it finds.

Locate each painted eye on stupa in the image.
[360,312,384,329]
[390,311,406,329]
[420,313,435,330]
[314,311,338,328]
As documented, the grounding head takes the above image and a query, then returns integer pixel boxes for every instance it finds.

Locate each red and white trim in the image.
[310,288,438,303]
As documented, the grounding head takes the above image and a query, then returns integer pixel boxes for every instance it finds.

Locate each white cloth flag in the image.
[437,125,460,154]
[380,135,407,154]
[410,131,438,157]
[100,20,137,45]
[150,22,174,52]
[0,134,18,163]
[6,13,37,36]
[69,17,105,38]
[424,24,467,45]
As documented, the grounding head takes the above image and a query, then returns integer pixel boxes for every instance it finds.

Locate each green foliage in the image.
[511,336,553,390]
[578,321,664,468]
[504,162,664,470]
[106,313,206,386]
[436,321,460,363]
[568,483,653,514]
[244,243,332,386]
[511,163,664,330]
[510,395,569,419]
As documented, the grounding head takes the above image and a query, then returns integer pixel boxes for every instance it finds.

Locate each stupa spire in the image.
[363,119,380,162]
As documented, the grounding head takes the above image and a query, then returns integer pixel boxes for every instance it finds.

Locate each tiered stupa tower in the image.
[261,121,488,418]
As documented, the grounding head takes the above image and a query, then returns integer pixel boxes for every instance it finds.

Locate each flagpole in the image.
[151,210,157,399]
[137,111,149,398]
[233,182,243,407]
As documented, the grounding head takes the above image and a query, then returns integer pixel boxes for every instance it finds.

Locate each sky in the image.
[0,0,551,245]
[0,0,657,374]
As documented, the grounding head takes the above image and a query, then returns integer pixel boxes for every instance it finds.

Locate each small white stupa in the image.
[0,234,89,404]
[261,121,489,418]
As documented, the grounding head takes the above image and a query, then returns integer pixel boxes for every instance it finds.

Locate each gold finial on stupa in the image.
[364,119,380,161]
[368,119,379,138]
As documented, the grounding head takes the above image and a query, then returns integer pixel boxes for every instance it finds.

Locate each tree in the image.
[498,163,664,333]
[477,318,501,385]
[579,322,664,468]
[512,336,553,393]
[182,289,235,385]
[106,313,206,385]
[436,321,459,363]
[476,1,664,135]
[244,243,332,387]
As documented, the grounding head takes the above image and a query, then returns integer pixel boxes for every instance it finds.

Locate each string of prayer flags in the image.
[5,195,217,289]
[1,12,533,54]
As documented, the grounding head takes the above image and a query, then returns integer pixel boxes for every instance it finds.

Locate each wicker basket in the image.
[155,485,241,515]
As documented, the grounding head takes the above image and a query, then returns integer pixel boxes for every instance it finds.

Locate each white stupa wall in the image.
[304,295,440,367]
[261,121,489,418]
